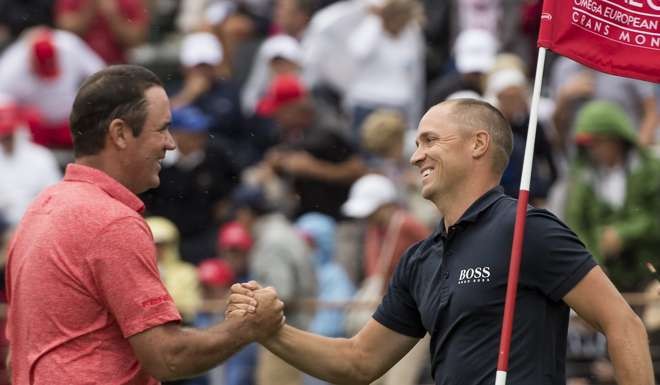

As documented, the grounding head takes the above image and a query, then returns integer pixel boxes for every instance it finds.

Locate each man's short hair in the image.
[70,65,163,157]
[446,98,513,174]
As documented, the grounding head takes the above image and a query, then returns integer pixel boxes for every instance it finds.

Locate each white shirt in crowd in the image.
[0,29,105,124]
[0,129,61,225]
[343,13,425,128]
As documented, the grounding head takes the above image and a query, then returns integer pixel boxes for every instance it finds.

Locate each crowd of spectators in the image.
[0,1,658,384]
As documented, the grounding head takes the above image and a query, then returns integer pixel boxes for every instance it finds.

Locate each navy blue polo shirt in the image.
[374,187,597,385]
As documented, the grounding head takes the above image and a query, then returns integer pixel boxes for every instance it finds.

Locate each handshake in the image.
[225,281,286,343]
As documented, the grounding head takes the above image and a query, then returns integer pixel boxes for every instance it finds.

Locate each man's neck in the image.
[435,180,499,231]
[75,154,132,192]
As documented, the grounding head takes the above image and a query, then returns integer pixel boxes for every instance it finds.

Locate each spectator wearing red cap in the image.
[0,27,104,154]
[54,0,149,64]
[191,222,257,385]
[242,34,304,116]
[0,95,61,226]
[218,221,253,282]
[246,74,367,220]
[196,256,259,385]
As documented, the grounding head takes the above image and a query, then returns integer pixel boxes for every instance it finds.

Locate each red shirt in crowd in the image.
[55,0,149,64]
[6,164,181,385]
[364,210,430,281]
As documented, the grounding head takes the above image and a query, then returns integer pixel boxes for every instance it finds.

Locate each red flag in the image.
[538,0,660,83]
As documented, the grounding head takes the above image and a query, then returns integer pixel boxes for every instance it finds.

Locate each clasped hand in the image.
[225,281,286,342]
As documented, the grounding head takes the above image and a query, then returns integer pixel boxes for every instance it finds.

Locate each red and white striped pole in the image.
[494,46,547,385]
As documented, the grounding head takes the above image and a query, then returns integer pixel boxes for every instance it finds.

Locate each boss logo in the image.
[458,266,491,284]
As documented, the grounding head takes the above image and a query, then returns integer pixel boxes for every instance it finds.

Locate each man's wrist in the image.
[260,323,286,347]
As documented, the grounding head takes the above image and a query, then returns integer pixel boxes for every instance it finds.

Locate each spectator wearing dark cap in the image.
[0,26,104,153]
[231,184,316,385]
[246,74,366,220]
[0,95,61,226]
[141,105,240,264]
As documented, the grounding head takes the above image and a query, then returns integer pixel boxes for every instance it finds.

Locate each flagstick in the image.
[494,46,547,385]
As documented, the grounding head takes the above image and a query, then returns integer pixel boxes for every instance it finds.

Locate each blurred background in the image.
[0,0,659,384]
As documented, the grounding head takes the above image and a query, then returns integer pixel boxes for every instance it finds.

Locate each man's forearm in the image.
[161,317,254,380]
[263,325,372,385]
[606,314,654,385]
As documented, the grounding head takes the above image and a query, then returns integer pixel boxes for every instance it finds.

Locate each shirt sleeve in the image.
[85,216,181,338]
[522,209,597,302]
[373,243,426,338]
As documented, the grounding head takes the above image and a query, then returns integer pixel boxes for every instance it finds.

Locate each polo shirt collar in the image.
[64,163,145,213]
[434,186,505,239]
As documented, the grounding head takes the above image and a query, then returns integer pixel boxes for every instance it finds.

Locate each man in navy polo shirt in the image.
[229,99,653,385]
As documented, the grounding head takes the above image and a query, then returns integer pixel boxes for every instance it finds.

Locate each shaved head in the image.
[439,99,513,174]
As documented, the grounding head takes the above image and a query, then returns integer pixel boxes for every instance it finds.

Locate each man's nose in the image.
[410,146,424,166]
[165,130,176,151]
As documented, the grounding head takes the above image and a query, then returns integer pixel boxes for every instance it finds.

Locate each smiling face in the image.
[410,104,474,204]
[121,86,176,193]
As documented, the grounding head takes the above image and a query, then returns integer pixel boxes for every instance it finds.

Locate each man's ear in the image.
[472,130,490,159]
[107,118,130,150]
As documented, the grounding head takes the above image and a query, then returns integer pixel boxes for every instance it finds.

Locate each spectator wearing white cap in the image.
[342,174,429,287]
[171,31,226,108]
[241,34,304,115]
[170,31,247,162]
[342,173,430,385]
[426,28,498,109]
[0,95,61,226]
